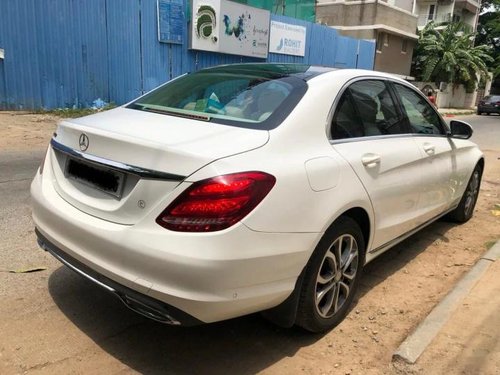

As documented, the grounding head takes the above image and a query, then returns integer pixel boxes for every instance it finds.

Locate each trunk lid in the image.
[49,107,269,224]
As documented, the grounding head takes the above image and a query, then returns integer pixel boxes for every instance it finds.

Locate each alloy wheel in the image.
[464,170,480,217]
[315,234,359,318]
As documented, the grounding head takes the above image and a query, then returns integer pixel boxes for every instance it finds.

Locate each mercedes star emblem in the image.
[79,133,89,152]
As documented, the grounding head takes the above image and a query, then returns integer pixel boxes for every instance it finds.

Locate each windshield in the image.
[127,69,308,130]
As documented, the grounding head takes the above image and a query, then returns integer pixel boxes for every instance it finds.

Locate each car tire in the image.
[476,110,481,115]
[296,216,365,333]
[447,164,482,223]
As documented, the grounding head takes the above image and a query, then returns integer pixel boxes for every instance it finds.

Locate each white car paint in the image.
[31,66,483,326]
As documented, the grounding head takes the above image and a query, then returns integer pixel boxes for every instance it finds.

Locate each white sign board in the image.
[269,21,306,57]
[191,0,270,58]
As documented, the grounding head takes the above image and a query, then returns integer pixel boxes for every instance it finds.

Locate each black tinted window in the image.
[349,80,405,136]
[331,92,363,139]
[394,83,444,135]
[332,80,405,140]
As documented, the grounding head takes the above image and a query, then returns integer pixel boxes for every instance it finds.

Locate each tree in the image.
[411,22,493,85]
[475,0,500,78]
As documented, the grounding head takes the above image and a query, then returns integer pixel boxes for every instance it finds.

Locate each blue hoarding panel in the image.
[0,60,6,109]
[0,0,375,109]
[357,39,376,70]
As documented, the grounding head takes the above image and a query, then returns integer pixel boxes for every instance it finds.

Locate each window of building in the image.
[377,32,384,52]
[384,33,389,46]
[401,39,408,53]
[428,4,436,21]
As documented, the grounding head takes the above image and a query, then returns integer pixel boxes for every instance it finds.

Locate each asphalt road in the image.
[457,113,500,151]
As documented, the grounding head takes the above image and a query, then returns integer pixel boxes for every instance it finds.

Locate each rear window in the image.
[484,95,500,102]
[127,70,307,130]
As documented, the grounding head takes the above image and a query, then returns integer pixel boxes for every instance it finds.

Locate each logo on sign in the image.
[276,38,284,51]
[195,5,217,43]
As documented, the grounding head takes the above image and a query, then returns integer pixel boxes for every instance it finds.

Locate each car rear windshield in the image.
[127,69,308,130]
[484,95,500,102]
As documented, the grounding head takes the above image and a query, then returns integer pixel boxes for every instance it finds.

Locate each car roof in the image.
[197,63,337,81]
[197,63,409,84]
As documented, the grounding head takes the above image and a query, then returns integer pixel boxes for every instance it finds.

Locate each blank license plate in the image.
[65,158,126,199]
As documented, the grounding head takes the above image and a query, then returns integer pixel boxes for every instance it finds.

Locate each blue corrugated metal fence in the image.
[0,0,375,110]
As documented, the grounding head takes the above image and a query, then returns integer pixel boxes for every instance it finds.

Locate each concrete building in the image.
[415,0,480,31]
[316,0,419,77]
[316,0,480,78]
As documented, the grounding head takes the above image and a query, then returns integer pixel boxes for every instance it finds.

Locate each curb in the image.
[392,240,500,364]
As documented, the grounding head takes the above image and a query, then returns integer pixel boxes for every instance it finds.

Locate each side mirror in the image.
[449,120,473,139]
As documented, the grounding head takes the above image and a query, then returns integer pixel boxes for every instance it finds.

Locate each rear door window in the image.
[331,80,406,140]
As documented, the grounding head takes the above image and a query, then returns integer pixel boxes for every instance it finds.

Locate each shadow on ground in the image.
[48,220,455,374]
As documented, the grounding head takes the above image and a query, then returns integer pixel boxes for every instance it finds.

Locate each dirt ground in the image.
[0,112,499,374]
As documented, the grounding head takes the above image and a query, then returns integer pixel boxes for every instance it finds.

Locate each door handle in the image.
[423,143,435,155]
[361,154,381,167]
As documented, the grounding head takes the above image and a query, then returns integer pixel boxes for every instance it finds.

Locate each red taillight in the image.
[156,171,276,232]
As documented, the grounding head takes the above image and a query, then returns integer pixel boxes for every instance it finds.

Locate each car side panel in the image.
[412,136,455,222]
[332,137,423,250]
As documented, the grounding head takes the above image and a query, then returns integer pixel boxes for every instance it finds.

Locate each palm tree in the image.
[412,22,493,85]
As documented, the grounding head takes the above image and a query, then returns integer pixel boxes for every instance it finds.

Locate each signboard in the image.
[269,21,306,57]
[158,0,184,44]
[191,0,270,58]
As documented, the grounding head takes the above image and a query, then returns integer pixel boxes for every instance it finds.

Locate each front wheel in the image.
[296,217,365,333]
[447,164,482,223]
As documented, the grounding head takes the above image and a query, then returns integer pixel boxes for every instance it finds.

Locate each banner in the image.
[191,0,270,58]
[269,21,306,57]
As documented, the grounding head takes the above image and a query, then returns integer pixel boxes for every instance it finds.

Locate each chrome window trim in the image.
[50,138,186,181]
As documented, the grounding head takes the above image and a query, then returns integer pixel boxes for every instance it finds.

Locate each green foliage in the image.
[412,22,493,85]
[475,1,500,78]
[464,79,476,93]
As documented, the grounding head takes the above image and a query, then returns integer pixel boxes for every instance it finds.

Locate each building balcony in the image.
[417,13,452,28]
[317,0,418,37]
[454,0,480,14]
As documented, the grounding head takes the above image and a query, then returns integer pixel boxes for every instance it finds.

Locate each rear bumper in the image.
[31,172,319,323]
[36,228,201,326]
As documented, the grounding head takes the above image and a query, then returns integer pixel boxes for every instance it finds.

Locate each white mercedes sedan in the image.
[31,64,483,332]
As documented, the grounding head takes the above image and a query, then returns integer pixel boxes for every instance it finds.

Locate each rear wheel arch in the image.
[261,207,371,329]
[295,215,366,332]
[477,157,485,173]
[341,207,371,257]
[320,207,372,261]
